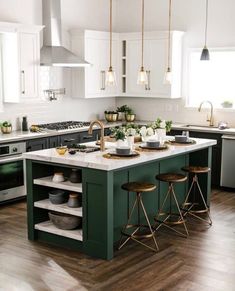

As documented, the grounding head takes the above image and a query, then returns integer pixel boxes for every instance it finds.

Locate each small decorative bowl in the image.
[116,146,131,155]
[105,113,118,122]
[49,189,67,204]
[52,172,65,183]
[1,126,12,134]
[49,211,82,230]
[175,135,188,143]
[146,139,160,148]
[125,114,136,122]
[56,146,68,155]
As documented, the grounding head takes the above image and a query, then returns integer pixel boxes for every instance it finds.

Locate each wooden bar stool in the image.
[154,173,189,237]
[118,182,159,252]
[181,166,212,225]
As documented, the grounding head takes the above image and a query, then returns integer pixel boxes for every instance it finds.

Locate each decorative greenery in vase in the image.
[153,118,172,132]
[111,127,126,141]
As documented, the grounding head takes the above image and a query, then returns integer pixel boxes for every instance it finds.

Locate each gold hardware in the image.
[198,100,214,126]
[88,120,105,151]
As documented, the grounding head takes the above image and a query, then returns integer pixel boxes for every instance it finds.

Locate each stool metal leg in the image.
[154,183,188,238]
[182,174,212,225]
[119,192,159,252]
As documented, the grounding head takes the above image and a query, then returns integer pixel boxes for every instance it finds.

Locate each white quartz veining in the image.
[23,138,217,171]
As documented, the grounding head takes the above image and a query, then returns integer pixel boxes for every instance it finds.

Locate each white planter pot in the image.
[126,136,135,150]
[155,128,166,144]
[116,139,126,147]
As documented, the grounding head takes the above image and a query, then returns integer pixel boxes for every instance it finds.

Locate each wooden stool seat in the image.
[122,182,156,193]
[118,181,158,252]
[182,166,210,174]
[156,173,187,183]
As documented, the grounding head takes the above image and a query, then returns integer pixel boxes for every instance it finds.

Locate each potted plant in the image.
[104,110,118,122]
[111,127,126,147]
[125,107,136,122]
[125,123,141,143]
[1,121,12,134]
[153,118,172,144]
[221,101,233,108]
[116,105,129,121]
[139,125,154,142]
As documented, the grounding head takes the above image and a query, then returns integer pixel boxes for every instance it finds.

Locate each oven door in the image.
[0,155,25,203]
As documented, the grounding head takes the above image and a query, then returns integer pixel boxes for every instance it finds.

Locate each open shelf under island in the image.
[23,138,216,260]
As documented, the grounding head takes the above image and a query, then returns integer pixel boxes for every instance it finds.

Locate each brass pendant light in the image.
[106,0,117,86]
[164,0,172,84]
[201,0,210,60]
[137,0,148,85]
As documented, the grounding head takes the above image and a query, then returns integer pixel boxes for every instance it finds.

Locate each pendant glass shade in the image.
[164,67,172,85]
[137,67,148,85]
[106,67,117,86]
[200,46,210,61]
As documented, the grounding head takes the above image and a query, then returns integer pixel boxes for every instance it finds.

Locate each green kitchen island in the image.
[24,137,216,260]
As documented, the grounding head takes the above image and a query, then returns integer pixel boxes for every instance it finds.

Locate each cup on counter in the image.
[182,130,189,140]
[52,172,65,183]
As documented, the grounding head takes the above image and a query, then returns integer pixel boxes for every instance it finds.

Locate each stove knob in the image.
[12,147,18,153]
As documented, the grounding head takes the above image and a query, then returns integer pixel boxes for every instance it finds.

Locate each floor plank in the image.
[0,189,235,291]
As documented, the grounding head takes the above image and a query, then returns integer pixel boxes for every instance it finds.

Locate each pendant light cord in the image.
[204,0,209,46]
[109,0,113,68]
[167,0,172,69]
[141,0,145,68]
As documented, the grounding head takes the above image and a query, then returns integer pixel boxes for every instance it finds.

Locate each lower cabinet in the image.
[48,136,60,148]
[26,138,48,152]
[59,133,80,146]
[79,129,100,143]
[169,129,222,187]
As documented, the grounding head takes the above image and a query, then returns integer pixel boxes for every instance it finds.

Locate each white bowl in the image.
[116,146,131,155]
[146,139,160,148]
[52,172,65,183]
[175,135,188,143]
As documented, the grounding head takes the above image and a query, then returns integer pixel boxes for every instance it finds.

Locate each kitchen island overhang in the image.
[24,138,216,260]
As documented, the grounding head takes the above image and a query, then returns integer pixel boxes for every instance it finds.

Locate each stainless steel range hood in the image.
[41,0,89,67]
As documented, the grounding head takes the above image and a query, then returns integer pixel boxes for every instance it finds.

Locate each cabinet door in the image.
[126,39,146,96]
[19,32,39,99]
[48,136,59,148]
[79,129,100,143]
[59,133,80,146]
[26,138,48,152]
[85,37,118,98]
[145,39,171,97]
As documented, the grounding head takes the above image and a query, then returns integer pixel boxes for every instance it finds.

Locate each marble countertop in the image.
[23,138,217,171]
[1,120,235,145]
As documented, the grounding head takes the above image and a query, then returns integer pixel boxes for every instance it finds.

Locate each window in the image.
[187,49,235,108]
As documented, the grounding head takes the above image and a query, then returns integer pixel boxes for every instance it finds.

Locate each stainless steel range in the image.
[0,142,26,203]
[36,121,91,131]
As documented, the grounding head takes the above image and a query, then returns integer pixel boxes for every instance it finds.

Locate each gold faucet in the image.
[88,120,105,151]
[198,100,214,126]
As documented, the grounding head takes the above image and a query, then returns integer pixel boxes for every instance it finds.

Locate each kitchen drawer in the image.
[48,136,59,148]
[79,129,100,143]
[26,138,48,152]
[59,133,80,146]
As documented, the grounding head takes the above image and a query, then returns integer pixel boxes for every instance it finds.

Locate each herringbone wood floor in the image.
[1,189,235,291]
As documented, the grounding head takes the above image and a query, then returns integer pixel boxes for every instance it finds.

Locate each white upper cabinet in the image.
[121,31,184,98]
[70,30,119,98]
[0,22,42,103]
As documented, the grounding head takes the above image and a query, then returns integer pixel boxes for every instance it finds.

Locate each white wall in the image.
[116,0,235,127]
[0,0,117,129]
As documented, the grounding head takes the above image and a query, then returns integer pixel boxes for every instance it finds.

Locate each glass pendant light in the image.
[164,0,172,85]
[106,0,117,86]
[201,0,210,61]
[137,0,148,85]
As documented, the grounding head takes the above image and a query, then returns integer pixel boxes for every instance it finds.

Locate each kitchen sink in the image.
[184,124,218,129]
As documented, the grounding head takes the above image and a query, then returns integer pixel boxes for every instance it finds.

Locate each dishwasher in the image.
[220,135,235,188]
